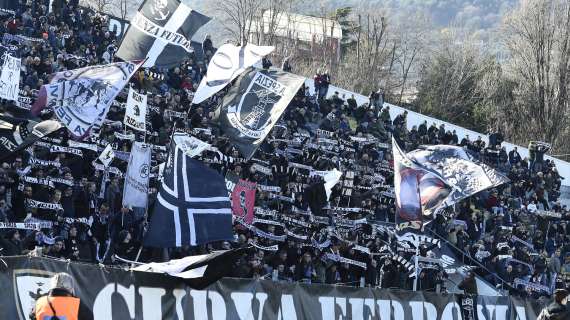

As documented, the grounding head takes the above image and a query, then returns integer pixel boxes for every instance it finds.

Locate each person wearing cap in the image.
[537,289,569,320]
[30,272,93,320]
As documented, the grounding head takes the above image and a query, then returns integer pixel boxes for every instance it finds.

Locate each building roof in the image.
[252,10,343,43]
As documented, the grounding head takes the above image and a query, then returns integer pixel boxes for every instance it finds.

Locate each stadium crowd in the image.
[1,0,570,300]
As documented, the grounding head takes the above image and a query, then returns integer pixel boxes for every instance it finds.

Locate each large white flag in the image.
[172,133,210,158]
[124,87,147,132]
[98,144,115,167]
[123,142,151,208]
[191,43,274,104]
[0,54,20,101]
[31,61,142,138]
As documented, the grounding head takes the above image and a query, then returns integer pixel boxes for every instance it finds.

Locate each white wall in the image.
[304,80,570,187]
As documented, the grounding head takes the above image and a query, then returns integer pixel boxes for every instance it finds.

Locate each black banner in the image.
[0,256,545,319]
[215,69,305,160]
[0,0,17,15]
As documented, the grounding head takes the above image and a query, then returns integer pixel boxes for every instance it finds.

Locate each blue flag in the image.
[144,140,233,247]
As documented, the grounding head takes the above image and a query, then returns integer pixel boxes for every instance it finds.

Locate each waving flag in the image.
[192,43,274,104]
[123,142,151,208]
[0,52,21,101]
[133,248,245,289]
[0,115,62,161]
[144,138,233,247]
[31,61,142,138]
[124,87,147,132]
[393,138,429,231]
[215,68,304,159]
[406,144,509,209]
[98,144,115,167]
[393,139,509,231]
[116,0,211,68]
[231,179,256,224]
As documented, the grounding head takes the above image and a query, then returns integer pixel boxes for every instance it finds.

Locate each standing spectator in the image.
[202,34,213,57]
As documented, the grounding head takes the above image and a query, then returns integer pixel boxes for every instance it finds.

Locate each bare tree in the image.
[502,0,570,149]
[79,0,113,13]
[215,0,262,45]
[111,0,142,20]
[414,29,495,130]
[392,12,430,104]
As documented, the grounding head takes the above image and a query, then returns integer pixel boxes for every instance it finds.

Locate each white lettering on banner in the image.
[0,55,21,101]
[131,12,193,52]
[66,283,534,319]
[276,295,298,320]
[124,88,147,132]
[253,73,286,96]
[139,287,166,320]
[409,301,438,320]
[514,306,527,320]
[190,290,227,320]
[0,136,17,151]
[190,290,207,320]
[108,18,124,37]
[377,300,405,320]
[441,302,462,320]
[231,292,268,320]
[319,297,340,320]
[477,304,508,320]
[93,284,135,319]
[173,289,186,320]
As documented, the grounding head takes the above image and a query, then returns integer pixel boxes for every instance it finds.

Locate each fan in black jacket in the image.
[538,289,570,320]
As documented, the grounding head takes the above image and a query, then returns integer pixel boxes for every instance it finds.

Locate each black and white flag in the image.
[405,144,510,213]
[0,52,20,101]
[124,88,147,132]
[215,68,305,159]
[192,43,274,104]
[0,115,62,161]
[116,0,211,68]
[32,61,142,138]
[98,144,115,167]
[132,248,245,289]
[123,142,151,208]
[173,132,210,158]
[144,139,233,247]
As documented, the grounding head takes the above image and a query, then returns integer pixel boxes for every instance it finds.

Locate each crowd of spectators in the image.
[0,0,570,299]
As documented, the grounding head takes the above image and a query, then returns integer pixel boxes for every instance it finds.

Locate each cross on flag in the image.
[116,0,211,69]
[144,136,233,247]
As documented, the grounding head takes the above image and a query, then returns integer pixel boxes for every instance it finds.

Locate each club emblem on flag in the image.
[149,0,171,20]
[116,0,211,68]
[216,69,304,159]
[32,62,141,138]
[227,72,284,140]
[140,163,149,178]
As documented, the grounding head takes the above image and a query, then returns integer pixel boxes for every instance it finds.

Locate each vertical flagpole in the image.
[413,244,419,291]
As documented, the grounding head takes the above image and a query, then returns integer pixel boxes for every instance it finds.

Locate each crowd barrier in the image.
[0,256,545,319]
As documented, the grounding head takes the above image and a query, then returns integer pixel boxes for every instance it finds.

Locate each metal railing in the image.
[425,228,510,291]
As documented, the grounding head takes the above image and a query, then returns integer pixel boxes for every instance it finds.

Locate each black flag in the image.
[0,0,17,15]
[214,68,305,159]
[116,0,211,68]
[144,135,233,248]
[0,114,62,161]
[133,249,246,289]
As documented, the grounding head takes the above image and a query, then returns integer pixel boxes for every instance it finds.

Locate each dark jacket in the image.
[0,234,23,256]
[542,302,570,320]
[458,276,478,295]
